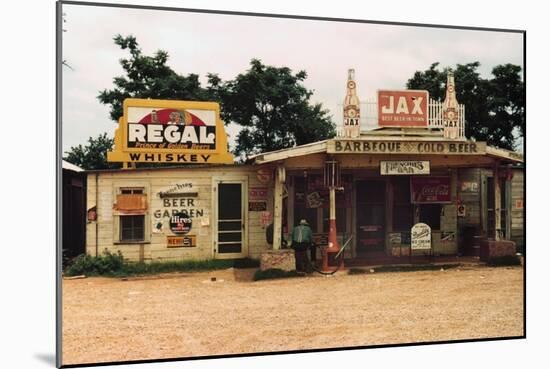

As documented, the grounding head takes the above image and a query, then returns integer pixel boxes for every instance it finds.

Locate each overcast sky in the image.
[61,3,524,153]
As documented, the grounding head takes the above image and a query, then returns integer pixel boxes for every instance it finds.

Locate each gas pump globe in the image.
[322,160,344,272]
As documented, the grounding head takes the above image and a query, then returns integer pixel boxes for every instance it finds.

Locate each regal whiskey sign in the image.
[107,99,234,164]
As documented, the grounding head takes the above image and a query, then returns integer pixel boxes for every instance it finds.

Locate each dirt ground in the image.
[62,265,524,365]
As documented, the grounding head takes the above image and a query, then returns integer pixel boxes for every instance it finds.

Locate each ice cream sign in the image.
[108,99,234,164]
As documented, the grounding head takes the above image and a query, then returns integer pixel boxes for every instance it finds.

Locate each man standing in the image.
[291,219,313,273]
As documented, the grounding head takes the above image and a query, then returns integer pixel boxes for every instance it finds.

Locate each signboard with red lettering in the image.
[378,90,429,127]
[167,235,196,248]
[410,177,451,204]
[249,187,268,200]
[107,99,234,164]
[169,212,192,234]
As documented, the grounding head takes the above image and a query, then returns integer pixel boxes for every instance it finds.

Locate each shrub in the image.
[64,249,124,276]
[64,253,260,277]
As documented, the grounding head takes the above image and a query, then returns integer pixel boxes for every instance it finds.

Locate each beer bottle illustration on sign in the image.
[442,70,460,139]
[343,68,361,138]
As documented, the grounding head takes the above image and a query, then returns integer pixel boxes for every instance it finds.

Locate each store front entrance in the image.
[213,178,248,259]
[356,180,386,255]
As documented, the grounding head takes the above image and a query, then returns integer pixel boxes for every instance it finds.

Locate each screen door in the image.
[214,180,247,258]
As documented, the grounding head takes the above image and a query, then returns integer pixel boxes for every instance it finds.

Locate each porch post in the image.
[493,162,502,241]
[273,165,285,250]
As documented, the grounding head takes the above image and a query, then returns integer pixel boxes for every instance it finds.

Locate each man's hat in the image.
[300,219,309,225]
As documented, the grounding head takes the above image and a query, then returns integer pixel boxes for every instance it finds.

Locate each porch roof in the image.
[252,136,523,166]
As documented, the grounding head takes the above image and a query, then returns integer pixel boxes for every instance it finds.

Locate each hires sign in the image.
[378,90,429,127]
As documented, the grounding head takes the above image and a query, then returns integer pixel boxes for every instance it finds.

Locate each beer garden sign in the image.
[107,98,234,164]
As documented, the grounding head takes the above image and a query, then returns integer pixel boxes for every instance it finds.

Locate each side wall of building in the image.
[510,169,524,252]
[86,166,272,262]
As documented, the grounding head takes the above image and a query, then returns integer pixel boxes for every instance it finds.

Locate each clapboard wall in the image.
[86,165,272,262]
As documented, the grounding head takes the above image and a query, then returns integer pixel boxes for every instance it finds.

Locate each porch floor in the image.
[339,255,481,268]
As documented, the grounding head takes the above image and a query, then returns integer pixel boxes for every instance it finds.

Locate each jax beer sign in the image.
[107,99,234,164]
[378,90,429,127]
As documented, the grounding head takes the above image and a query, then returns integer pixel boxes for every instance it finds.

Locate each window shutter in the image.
[114,194,148,214]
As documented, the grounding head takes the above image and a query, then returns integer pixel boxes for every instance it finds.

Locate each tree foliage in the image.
[64,133,119,170]
[208,59,335,158]
[97,36,335,160]
[407,62,524,150]
[98,35,209,122]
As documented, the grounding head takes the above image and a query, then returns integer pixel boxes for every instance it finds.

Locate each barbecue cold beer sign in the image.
[107,99,234,164]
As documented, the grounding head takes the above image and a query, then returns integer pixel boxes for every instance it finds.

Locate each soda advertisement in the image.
[410,176,451,203]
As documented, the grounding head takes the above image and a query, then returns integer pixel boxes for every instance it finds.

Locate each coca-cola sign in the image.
[410,177,451,203]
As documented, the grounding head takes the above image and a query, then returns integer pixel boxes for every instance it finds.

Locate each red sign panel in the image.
[410,177,451,203]
[378,90,429,127]
[249,187,268,200]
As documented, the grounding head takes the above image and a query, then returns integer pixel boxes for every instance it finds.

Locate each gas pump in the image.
[321,160,344,272]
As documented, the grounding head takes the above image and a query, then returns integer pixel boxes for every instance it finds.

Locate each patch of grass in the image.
[486,255,521,267]
[64,250,260,277]
[253,268,302,281]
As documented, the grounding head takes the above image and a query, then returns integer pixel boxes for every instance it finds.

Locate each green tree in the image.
[98,37,335,160]
[407,62,524,150]
[98,35,209,122]
[208,59,335,159]
[64,133,119,170]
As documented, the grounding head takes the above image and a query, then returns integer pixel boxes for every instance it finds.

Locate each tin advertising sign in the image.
[378,90,429,127]
[411,223,432,250]
[107,99,234,164]
[380,160,430,175]
[410,176,451,203]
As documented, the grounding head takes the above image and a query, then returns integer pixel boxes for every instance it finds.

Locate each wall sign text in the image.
[380,160,430,175]
[328,140,485,155]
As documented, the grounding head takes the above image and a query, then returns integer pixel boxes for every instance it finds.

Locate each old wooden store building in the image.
[84,70,524,267]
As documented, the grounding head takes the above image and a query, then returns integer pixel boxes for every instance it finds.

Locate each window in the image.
[120,215,145,242]
[120,188,144,194]
[419,204,441,231]
[115,186,148,243]
[115,187,147,212]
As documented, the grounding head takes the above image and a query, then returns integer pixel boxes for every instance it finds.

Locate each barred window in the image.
[120,215,145,242]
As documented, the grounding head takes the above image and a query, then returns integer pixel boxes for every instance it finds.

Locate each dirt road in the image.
[62,265,524,365]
